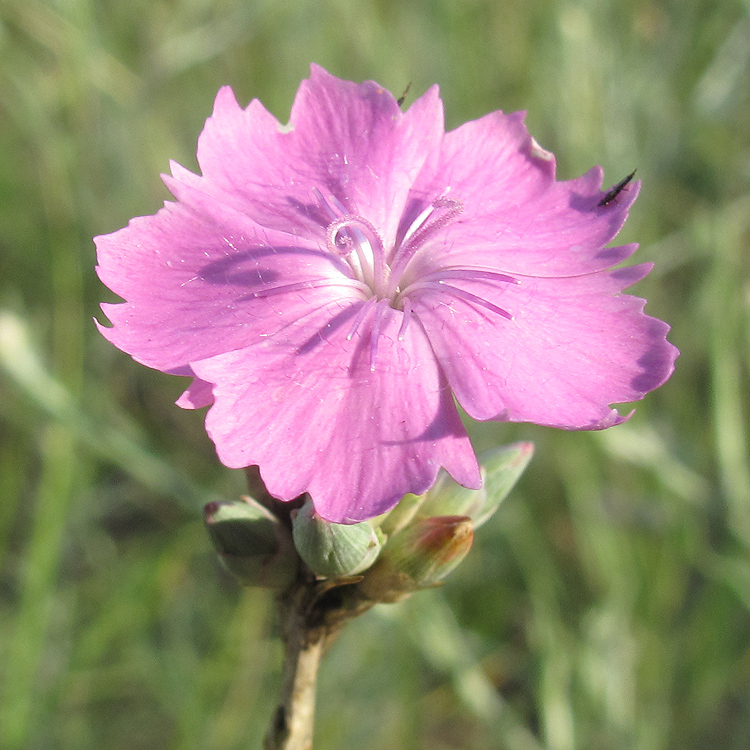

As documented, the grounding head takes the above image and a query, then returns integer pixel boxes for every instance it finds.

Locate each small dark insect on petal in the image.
[397,82,412,108]
[597,169,637,207]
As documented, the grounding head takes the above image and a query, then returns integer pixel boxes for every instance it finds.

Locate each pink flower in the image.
[96,65,677,523]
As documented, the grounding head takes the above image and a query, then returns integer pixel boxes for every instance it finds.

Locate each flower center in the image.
[321,193,465,305]
[313,189,517,371]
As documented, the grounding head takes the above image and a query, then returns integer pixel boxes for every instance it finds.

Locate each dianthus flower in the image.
[96,65,677,523]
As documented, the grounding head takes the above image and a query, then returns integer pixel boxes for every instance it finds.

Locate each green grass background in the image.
[1,0,749,747]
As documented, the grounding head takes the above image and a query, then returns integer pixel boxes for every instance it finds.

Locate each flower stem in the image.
[263,575,375,749]
[264,603,325,750]
[244,468,375,749]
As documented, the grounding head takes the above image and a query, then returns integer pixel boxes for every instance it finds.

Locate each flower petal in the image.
[176,376,214,409]
[96,200,361,372]
[407,111,639,276]
[179,65,445,250]
[411,264,678,428]
[190,303,481,523]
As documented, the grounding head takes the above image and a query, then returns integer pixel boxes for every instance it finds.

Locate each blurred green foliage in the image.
[1,0,749,748]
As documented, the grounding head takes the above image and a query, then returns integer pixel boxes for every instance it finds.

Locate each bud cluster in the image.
[204,442,533,603]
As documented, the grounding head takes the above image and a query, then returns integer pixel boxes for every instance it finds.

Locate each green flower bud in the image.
[419,441,534,528]
[292,500,383,578]
[204,497,297,589]
[359,516,474,603]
